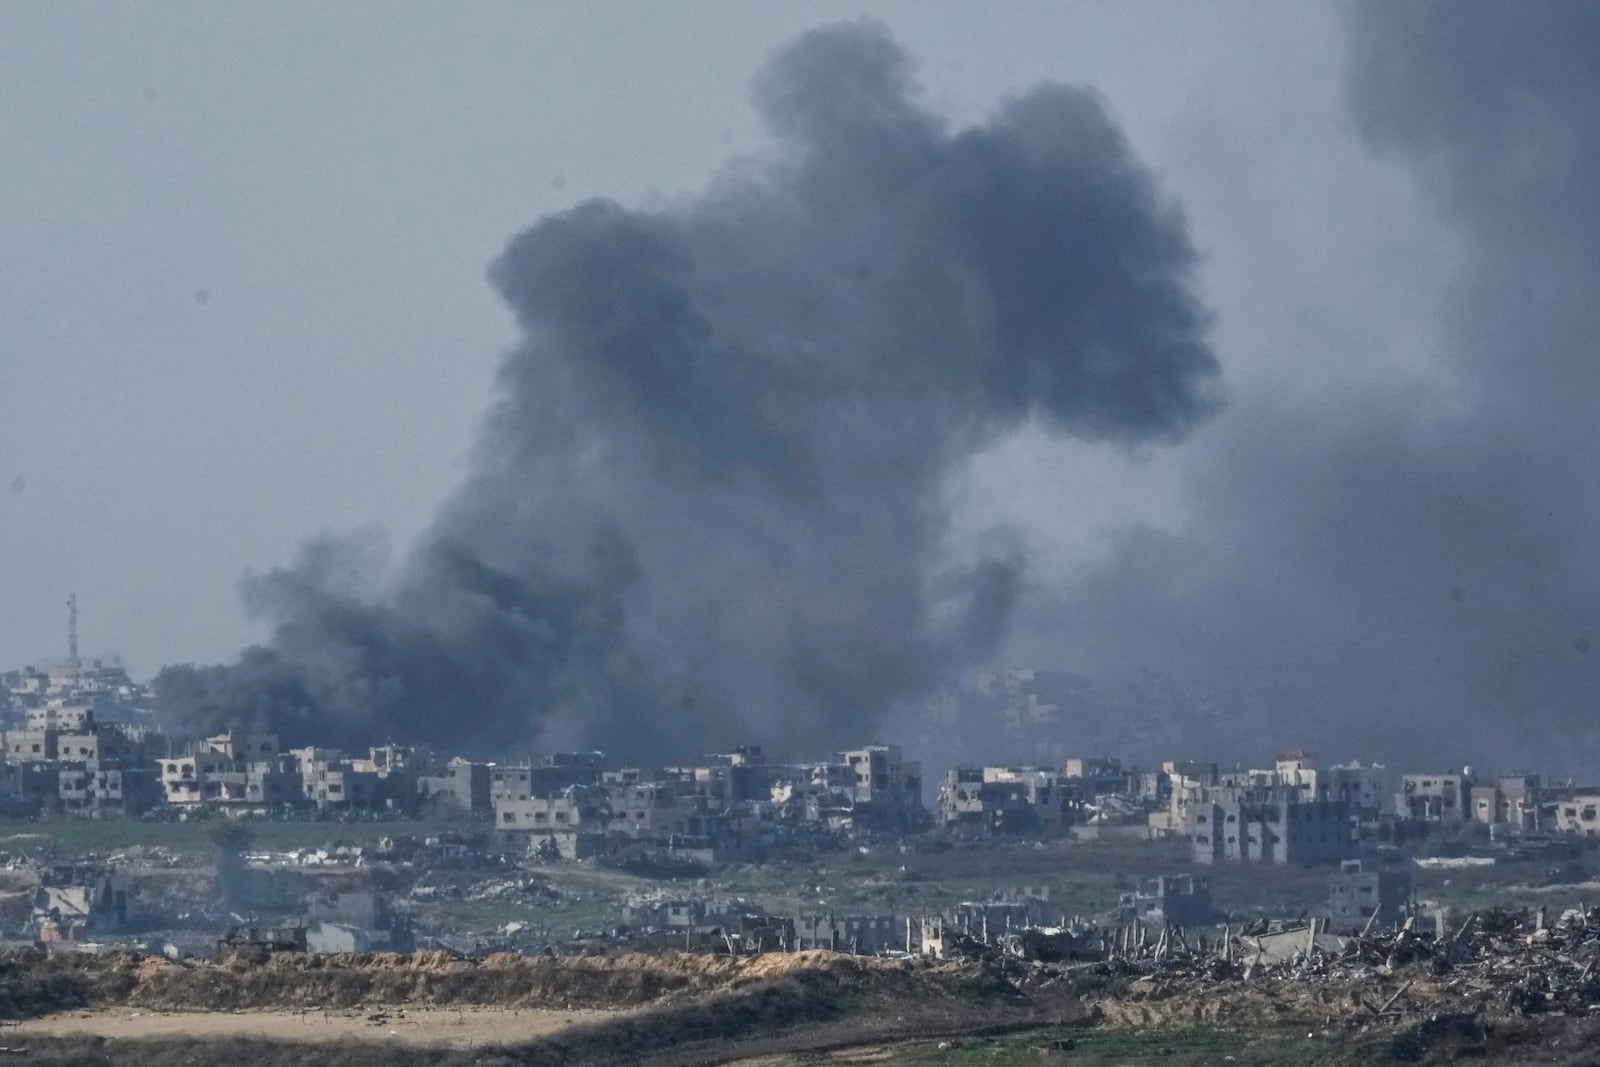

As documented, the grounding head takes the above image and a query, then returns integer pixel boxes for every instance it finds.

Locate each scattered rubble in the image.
[934,903,1600,1037]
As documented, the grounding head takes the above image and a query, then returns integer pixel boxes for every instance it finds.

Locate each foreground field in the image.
[9,1004,615,1048]
[6,949,1043,1067]
[8,945,1600,1067]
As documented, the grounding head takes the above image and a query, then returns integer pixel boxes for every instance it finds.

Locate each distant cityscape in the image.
[5,652,1598,870]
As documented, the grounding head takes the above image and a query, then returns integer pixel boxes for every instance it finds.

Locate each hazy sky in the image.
[2,2,1447,677]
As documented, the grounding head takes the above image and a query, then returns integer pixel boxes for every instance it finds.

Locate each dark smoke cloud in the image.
[1013,3,1600,773]
[157,20,1219,758]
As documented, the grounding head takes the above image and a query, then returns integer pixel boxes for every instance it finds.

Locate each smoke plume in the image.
[155,21,1219,757]
[1014,3,1600,772]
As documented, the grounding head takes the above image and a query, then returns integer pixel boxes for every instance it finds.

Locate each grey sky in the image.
[1,3,1449,714]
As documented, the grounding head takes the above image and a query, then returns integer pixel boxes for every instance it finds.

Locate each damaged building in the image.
[1188,782,1350,865]
[31,864,129,945]
[794,911,902,954]
[1328,859,1414,933]
[936,765,1075,836]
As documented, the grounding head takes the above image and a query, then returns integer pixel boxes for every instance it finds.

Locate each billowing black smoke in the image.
[1013,3,1600,772]
[156,21,1220,758]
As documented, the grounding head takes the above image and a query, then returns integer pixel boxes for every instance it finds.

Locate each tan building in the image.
[1552,792,1600,837]
[495,786,607,858]
[1190,790,1351,866]
[1397,772,1472,825]
[1324,762,1390,817]
[1469,773,1542,832]
[835,745,923,827]
[937,765,1072,835]
[159,749,237,805]
[3,728,55,762]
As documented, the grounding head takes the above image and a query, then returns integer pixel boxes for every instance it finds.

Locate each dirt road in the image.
[8,1005,619,1048]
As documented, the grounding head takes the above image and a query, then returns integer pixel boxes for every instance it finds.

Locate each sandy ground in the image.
[7,1005,621,1048]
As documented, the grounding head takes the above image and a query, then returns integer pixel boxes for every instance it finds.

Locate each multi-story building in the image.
[769,761,855,826]
[160,744,246,806]
[604,779,695,839]
[1274,750,1320,799]
[289,747,386,810]
[366,744,433,777]
[418,757,492,814]
[702,746,771,803]
[1126,875,1220,927]
[836,745,923,828]
[1550,790,1600,837]
[1469,773,1542,833]
[1397,771,1473,825]
[4,659,153,730]
[1187,782,1350,865]
[1150,760,1220,834]
[56,721,163,816]
[1324,762,1390,821]
[59,762,161,816]
[27,700,94,734]
[490,752,606,803]
[1328,860,1414,933]
[936,766,1072,835]
[794,912,901,954]
[495,785,608,858]
[3,728,57,763]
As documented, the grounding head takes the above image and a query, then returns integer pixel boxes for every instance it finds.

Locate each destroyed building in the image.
[794,912,902,954]
[1397,771,1473,825]
[161,733,295,807]
[491,752,604,805]
[1323,761,1391,829]
[836,745,923,829]
[769,760,855,827]
[31,864,129,944]
[950,898,1048,938]
[936,765,1074,835]
[304,889,412,953]
[0,696,165,816]
[1149,760,1219,835]
[59,760,161,817]
[1549,787,1600,837]
[1328,859,1414,934]
[1469,773,1542,833]
[151,733,433,813]
[1127,875,1220,927]
[1062,756,1166,813]
[496,785,609,858]
[417,756,493,814]
[1188,782,1351,865]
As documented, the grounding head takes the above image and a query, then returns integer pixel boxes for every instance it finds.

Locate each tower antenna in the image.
[68,592,79,667]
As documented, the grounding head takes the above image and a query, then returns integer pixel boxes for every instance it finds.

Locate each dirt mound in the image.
[0,948,992,1019]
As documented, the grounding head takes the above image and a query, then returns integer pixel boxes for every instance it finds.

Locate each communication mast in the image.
[67,592,79,667]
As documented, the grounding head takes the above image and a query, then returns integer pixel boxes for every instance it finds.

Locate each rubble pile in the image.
[407,872,565,905]
[465,876,565,905]
[960,905,1600,1029]
[1415,906,1600,1018]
